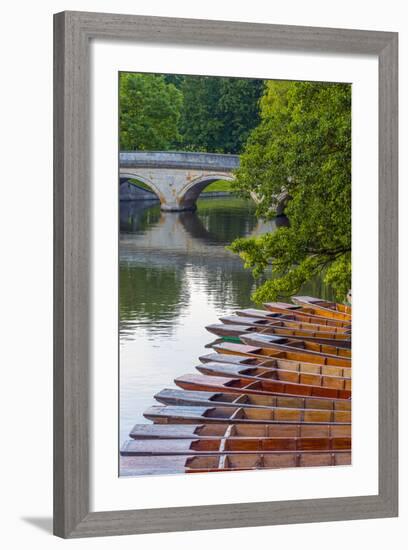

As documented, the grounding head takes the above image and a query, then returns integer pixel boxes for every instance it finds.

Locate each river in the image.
[119,196,333,446]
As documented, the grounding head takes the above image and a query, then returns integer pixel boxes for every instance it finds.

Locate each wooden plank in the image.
[129,423,352,440]
[220,314,352,336]
[198,358,352,381]
[210,322,351,342]
[144,405,351,425]
[154,387,352,411]
[214,341,351,368]
[121,437,351,456]
[194,364,352,397]
[186,452,352,472]
[176,373,352,400]
[240,333,351,364]
[206,323,351,347]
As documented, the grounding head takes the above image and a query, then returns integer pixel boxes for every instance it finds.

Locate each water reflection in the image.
[119,197,333,445]
[119,198,276,339]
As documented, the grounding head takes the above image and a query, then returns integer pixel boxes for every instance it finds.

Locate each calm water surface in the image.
[119,197,332,445]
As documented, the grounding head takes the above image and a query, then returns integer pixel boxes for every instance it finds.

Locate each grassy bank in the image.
[127,178,234,194]
[202,180,234,193]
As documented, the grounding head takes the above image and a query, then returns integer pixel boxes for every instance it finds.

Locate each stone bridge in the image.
[119,151,239,211]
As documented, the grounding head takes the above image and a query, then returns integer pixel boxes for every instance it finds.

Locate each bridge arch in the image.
[178,173,235,210]
[120,172,162,201]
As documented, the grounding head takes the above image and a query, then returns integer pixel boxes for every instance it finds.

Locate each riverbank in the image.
[200,191,233,198]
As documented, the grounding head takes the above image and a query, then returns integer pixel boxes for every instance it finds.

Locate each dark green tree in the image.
[230,80,351,302]
[179,76,264,153]
[163,74,185,88]
[119,73,182,150]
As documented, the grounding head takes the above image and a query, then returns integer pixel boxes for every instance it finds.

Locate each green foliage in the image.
[230,80,351,302]
[179,77,264,153]
[120,73,263,154]
[119,73,182,150]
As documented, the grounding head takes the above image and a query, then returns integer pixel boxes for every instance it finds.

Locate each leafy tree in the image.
[230,80,351,302]
[180,76,264,153]
[119,73,182,150]
[163,74,185,88]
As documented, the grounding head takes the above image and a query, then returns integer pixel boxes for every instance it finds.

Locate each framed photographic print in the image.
[53,11,398,538]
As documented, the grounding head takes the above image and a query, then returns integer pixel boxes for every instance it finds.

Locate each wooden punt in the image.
[236,308,352,331]
[121,449,351,476]
[155,388,351,413]
[220,314,352,339]
[176,373,351,400]
[200,351,275,366]
[292,296,352,320]
[213,341,351,371]
[200,351,350,379]
[121,434,351,455]
[129,422,352,440]
[206,322,351,349]
[238,333,351,365]
[259,304,352,329]
[143,404,351,425]
[196,363,351,394]
[185,451,351,472]
[199,357,351,384]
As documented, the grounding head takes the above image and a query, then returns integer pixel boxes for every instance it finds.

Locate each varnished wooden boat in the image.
[155,387,351,413]
[154,388,351,411]
[292,296,352,319]
[239,333,351,365]
[121,448,351,476]
[206,323,257,341]
[144,404,351,425]
[199,352,352,378]
[220,314,352,340]
[185,451,351,472]
[129,422,352,440]
[200,354,351,380]
[206,322,351,348]
[204,353,351,379]
[236,308,352,331]
[176,373,351,400]
[263,302,352,328]
[196,363,351,394]
[200,351,273,366]
[213,341,351,371]
[121,291,353,477]
[121,433,351,455]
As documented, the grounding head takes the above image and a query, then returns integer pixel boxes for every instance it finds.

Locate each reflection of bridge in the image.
[120,151,239,211]
[120,201,284,259]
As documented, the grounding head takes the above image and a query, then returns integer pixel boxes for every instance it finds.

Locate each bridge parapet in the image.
[120,151,240,172]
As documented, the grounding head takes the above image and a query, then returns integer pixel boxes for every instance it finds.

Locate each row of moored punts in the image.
[120,296,352,475]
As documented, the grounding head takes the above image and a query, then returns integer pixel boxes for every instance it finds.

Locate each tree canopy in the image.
[119,73,263,154]
[179,76,264,153]
[229,80,351,302]
[119,73,182,150]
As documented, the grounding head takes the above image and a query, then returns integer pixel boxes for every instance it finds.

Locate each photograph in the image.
[118,72,352,477]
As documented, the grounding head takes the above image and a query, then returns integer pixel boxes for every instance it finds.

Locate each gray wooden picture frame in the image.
[53,10,398,538]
